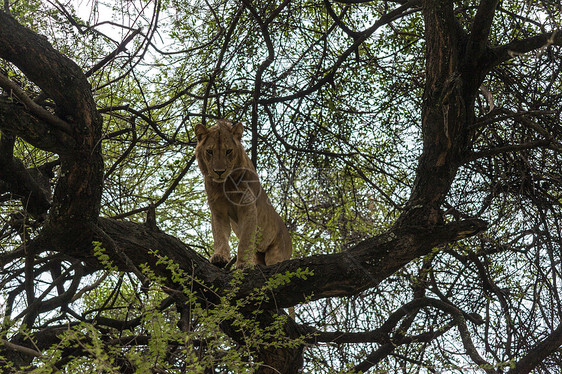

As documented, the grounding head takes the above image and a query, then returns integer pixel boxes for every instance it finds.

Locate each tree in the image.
[0,0,561,372]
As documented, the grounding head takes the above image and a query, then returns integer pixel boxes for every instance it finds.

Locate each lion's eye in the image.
[226,149,232,155]
[206,149,213,155]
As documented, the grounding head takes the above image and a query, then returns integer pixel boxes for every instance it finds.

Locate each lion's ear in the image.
[232,122,244,140]
[194,123,208,142]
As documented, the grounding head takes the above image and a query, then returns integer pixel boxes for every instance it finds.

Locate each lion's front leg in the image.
[209,209,232,267]
[234,205,258,269]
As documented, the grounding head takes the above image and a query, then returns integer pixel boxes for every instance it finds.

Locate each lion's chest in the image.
[205,173,262,226]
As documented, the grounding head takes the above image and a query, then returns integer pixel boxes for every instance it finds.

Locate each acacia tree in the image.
[0,0,561,373]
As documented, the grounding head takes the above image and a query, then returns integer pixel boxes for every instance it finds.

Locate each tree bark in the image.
[397,1,494,227]
[0,11,104,254]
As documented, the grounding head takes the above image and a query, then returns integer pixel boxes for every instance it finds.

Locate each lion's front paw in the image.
[210,253,231,268]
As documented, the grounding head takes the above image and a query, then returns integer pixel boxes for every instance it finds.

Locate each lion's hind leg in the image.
[264,244,288,266]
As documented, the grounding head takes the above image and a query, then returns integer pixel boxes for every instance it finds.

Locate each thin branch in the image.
[352,303,418,373]
[352,341,396,373]
[109,155,196,219]
[201,6,241,124]
[466,140,552,162]
[259,0,422,104]
[324,1,360,39]
[91,1,162,91]
[85,28,142,77]
[241,0,291,166]
[71,271,110,302]
[473,109,557,128]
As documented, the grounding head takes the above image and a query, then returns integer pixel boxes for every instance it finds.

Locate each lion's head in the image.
[194,120,245,183]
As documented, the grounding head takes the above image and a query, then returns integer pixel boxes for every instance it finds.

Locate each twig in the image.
[85,28,142,77]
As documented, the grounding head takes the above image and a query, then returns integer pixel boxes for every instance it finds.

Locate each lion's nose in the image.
[214,170,226,177]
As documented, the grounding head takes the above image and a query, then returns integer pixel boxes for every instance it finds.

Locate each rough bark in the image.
[0,11,104,254]
[397,2,468,226]
[397,1,495,227]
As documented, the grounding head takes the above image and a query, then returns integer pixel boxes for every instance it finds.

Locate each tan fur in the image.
[194,120,292,268]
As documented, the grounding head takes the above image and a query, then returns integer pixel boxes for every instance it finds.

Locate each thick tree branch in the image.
[94,217,487,310]
[0,11,98,125]
[0,339,41,358]
[507,322,562,374]
[0,73,72,133]
[0,130,53,216]
[324,1,360,40]
[0,97,75,153]
[490,30,562,67]
[466,0,500,61]
[398,1,470,225]
[0,2,561,373]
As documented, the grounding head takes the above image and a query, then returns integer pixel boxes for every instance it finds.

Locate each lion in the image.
[194,119,292,269]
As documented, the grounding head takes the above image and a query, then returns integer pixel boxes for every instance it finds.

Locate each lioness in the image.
[194,120,292,269]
